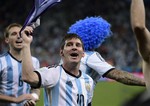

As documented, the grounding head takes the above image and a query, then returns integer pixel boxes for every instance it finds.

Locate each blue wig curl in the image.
[68,16,112,51]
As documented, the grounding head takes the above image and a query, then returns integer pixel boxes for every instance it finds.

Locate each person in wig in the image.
[67,16,145,86]
[43,16,146,106]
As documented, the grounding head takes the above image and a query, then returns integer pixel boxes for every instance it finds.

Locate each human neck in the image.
[9,49,22,61]
[62,62,80,76]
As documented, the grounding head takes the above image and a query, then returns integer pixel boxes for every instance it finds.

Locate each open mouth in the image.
[70,53,79,57]
[16,41,22,43]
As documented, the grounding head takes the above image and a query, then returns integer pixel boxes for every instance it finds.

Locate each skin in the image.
[105,68,145,86]
[60,38,85,76]
[131,0,150,90]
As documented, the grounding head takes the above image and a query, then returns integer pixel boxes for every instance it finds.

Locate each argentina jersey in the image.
[80,51,115,85]
[37,65,94,106]
[0,52,39,106]
[44,51,114,106]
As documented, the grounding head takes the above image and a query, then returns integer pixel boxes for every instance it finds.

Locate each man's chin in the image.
[70,59,80,64]
[14,48,22,51]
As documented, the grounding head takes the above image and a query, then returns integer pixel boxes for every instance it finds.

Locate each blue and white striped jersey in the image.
[37,65,94,106]
[44,51,114,106]
[0,52,40,106]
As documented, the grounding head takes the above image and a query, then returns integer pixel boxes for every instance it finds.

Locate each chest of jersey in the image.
[42,66,93,106]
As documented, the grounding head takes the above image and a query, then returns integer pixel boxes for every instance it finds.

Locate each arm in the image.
[21,26,39,87]
[85,51,145,86]
[105,69,145,86]
[131,0,150,62]
[0,94,35,103]
[131,0,150,90]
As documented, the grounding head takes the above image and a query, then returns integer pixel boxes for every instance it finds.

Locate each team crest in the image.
[85,83,91,92]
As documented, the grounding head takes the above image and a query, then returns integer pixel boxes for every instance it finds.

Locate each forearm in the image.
[105,69,145,86]
[0,95,17,103]
[22,45,39,86]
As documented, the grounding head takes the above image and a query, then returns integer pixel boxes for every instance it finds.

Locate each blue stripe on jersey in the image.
[5,54,13,96]
[66,77,73,106]
[51,66,62,106]
[75,78,83,106]
[44,88,50,106]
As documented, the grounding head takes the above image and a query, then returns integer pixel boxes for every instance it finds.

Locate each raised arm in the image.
[131,0,150,90]
[131,0,150,61]
[21,27,39,87]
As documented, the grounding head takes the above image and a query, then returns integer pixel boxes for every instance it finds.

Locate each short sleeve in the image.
[36,66,60,88]
[86,51,115,76]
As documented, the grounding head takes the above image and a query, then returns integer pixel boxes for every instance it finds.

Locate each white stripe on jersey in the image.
[0,52,39,106]
[37,65,94,106]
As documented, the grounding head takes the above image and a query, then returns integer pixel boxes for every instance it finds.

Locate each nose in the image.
[17,33,21,39]
[72,44,77,50]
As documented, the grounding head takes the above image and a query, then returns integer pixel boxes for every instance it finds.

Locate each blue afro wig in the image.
[68,16,112,51]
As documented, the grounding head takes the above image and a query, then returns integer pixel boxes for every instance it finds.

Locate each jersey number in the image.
[77,94,84,106]
[19,76,23,87]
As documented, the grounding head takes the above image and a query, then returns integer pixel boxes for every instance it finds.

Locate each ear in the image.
[5,38,9,44]
[60,49,64,56]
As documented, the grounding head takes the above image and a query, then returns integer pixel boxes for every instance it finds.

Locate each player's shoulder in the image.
[82,51,94,60]
[42,64,61,72]
[82,51,104,61]
[84,51,95,56]
[31,56,39,61]
[84,51,102,57]
[37,64,61,72]
[0,52,9,58]
[47,64,60,69]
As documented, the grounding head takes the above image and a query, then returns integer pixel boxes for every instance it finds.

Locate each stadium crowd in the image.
[1,0,150,73]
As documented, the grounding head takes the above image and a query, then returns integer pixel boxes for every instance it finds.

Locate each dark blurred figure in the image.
[123,90,150,106]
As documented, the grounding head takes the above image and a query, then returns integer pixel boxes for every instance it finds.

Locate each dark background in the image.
[1,0,150,72]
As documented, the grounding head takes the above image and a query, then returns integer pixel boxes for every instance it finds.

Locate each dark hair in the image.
[60,33,84,50]
[4,23,22,38]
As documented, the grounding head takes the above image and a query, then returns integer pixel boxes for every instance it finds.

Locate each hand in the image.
[24,99,36,106]
[21,26,33,46]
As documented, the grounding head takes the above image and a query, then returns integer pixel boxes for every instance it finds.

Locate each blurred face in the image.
[60,38,84,64]
[5,26,23,51]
